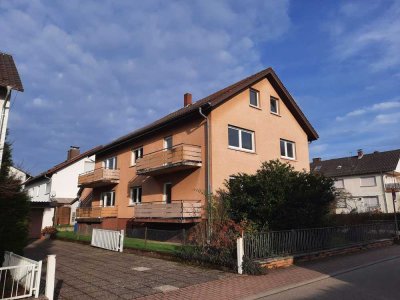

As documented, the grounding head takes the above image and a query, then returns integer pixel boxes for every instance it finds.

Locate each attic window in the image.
[336,165,342,170]
[314,165,321,171]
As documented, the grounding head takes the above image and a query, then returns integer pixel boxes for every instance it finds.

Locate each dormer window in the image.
[336,165,342,170]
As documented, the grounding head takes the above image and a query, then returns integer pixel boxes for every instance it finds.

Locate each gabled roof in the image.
[98,67,318,155]
[0,52,24,92]
[310,149,400,177]
[25,145,102,185]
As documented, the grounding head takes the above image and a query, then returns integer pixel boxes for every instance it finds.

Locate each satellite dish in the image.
[50,191,56,198]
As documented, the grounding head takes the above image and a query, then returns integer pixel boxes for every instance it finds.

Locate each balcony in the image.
[385,182,400,192]
[134,200,202,223]
[78,167,120,188]
[76,206,118,221]
[136,144,202,176]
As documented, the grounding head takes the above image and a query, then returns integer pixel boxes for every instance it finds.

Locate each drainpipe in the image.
[199,106,212,240]
[380,172,388,213]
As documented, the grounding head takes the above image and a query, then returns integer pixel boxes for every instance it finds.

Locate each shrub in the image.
[41,226,58,236]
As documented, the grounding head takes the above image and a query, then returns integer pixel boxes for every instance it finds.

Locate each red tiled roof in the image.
[0,52,24,92]
[26,145,103,184]
[98,67,318,155]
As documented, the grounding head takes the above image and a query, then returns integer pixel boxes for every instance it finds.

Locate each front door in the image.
[164,183,172,204]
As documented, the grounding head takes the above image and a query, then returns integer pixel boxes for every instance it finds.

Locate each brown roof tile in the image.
[0,52,24,92]
[98,67,318,154]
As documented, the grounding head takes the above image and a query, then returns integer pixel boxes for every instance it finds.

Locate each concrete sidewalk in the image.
[138,245,400,300]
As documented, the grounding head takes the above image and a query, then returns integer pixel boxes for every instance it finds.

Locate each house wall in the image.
[93,117,206,220]
[210,77,310,192]
[42,207,54,228]
[0,88,10,168]
[51,155,95,198]
[335,173,400,214]
[26,178,50,203]
[9,166,29,183]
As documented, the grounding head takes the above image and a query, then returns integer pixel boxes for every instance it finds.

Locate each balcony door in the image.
[104,156,117,170]
[164,183,172,204]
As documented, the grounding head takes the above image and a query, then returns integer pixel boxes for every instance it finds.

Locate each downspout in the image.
[380,172,388,213]
[199,106,212,239]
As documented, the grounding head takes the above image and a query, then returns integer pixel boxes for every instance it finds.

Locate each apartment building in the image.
[25,146,100,238]
[310,149,400,213]
[76,67,318,232]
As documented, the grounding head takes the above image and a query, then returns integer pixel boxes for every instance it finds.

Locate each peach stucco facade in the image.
[76,68,316,231]
[92,117,206,221]
[210,78,310,192]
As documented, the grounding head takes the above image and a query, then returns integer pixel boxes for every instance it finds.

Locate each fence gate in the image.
[1,251,42,299]
[91,228,124,252]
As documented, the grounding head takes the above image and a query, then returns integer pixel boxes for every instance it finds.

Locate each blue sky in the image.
[1,0,399,174]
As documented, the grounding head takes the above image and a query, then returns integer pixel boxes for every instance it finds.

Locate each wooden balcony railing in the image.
[136,144,202,175]
[76,206,118,219]
[134,200,202,222]
[78,168,120,187]
[385,182,400,192]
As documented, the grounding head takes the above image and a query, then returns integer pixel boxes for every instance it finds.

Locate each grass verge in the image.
[55,231,181,254]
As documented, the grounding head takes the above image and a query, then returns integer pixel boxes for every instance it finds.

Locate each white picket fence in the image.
[91,228,124,252]
[1,252,42,299]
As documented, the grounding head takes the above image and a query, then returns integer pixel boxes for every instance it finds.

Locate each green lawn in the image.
[56,231,181,254]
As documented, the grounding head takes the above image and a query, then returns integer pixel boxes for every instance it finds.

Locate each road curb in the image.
[245,254,400,299]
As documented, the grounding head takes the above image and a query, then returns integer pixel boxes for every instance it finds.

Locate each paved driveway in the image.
[24,239,232,300]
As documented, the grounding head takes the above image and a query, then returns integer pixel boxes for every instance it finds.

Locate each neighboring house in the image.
[9,165,31,185]
[76,67,318,233]
[0,52,24,168]
[24,146,101,238]
[310,149,400,214]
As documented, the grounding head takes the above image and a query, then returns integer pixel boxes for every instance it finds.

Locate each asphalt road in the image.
[259,256,400,300]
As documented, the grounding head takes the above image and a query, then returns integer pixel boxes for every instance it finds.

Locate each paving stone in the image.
[153,285,179,293]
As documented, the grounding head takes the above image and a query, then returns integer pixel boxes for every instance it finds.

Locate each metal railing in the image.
[134,200,202,219]
[1,252,42,299]
[77,167,120,187]
[244,222,396,259]
[76,206,118,218]
[136,144,202,175]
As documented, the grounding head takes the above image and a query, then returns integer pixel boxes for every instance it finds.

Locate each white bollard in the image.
[237,237,244,274]
[120,229,125,252]
[45,255,56,300]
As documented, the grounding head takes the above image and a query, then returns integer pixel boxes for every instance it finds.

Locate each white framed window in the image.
[45,182,51,194]
[130,186,142,204]
[163,182,172,204]
[334,179,344,189]
[249,88,260,108]
[270,96,279,115]
[131,147,143,166]
[363,196,379,211]
[280,139,296,160]
[360,176,376,187]
[103,156,117,169]
[164,136,173,150]
[228,126,255,152]
[101,191,115,207]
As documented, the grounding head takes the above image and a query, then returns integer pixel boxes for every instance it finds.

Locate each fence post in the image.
[120,230,125,252]
[237,237,244,274]
[45,255,56,300]
[34,260,42,298]
[144,227,148,249]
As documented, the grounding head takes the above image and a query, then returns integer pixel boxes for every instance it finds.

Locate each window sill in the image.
[228,146,256,154]
[280,156,296,162]
[270,112,281,117]
[128,203,141,207]
[249,104,262,110]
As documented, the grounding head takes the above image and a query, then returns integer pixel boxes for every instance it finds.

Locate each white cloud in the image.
[0,0,291,173]
[336,100,400,121]
[327,1,400,71]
